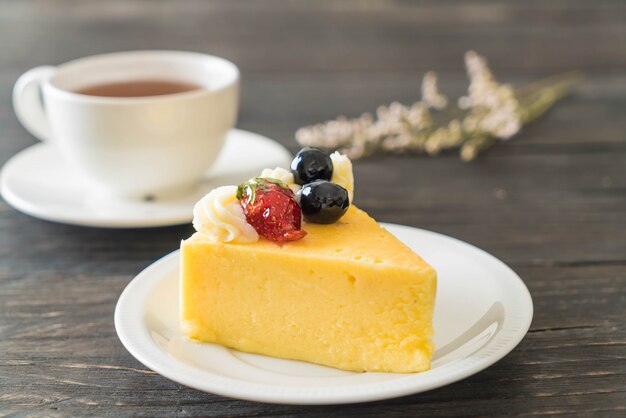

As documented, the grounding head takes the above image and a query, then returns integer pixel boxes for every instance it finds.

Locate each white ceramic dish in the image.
[0,129,292,228]
[115,224,533,405]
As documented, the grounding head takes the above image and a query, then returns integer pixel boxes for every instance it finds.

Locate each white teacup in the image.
[13,50,239,198]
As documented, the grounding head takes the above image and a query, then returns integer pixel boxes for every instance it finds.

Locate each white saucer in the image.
[0,129,292,228]
[115,224,533,405]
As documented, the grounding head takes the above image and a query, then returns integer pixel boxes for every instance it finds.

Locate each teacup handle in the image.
[13,66,56,142]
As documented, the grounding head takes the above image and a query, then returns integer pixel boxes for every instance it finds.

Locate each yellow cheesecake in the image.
[180,206,437,373]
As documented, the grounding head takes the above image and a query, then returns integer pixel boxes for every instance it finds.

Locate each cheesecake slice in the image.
[180,206,437,373]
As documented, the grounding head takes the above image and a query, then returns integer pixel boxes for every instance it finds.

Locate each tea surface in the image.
[75,80,201,97]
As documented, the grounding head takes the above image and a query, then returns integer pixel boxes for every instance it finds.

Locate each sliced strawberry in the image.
[236,178,306,242]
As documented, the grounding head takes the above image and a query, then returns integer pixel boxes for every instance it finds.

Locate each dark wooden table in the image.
[1,1,625,416]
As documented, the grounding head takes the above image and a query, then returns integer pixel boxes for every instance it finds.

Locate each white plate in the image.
[0,129,292,228]
[115,224,533,405]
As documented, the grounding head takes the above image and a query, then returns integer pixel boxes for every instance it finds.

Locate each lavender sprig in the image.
[295,51,580,161]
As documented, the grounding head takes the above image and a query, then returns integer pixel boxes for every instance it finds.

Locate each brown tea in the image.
[75,80,202,97]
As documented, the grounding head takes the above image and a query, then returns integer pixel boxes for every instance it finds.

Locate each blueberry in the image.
[290,147,333,185]
[299,180,349,224]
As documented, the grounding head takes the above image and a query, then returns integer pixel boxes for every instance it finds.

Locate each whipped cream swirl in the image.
[330,152,354,202]
[260,166,301,193]
[192,186,259,243]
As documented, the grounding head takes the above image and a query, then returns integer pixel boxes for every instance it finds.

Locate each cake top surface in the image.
[186,206,433,273]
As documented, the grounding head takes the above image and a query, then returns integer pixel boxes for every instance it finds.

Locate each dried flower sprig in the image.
[295,51,580,161]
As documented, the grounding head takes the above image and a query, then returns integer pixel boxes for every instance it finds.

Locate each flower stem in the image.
[515,71,581,100]
[516,71,581,123]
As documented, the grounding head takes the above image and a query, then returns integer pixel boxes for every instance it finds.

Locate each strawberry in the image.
[236,177,306,242]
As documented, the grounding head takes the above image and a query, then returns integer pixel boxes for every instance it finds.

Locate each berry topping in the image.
[299,180,350,224]
[290,147,333,185]
[236,178,307,242]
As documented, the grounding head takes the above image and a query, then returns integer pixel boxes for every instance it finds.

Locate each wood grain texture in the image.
[1,0,625,416]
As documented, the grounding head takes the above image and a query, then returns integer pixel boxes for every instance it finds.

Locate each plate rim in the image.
[0,129,292,229]
[115,224,533,405]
